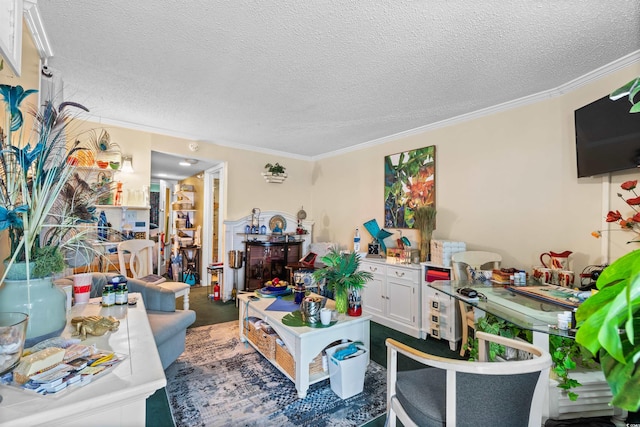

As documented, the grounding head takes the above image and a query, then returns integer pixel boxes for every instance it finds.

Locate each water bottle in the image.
[353,228,361,252]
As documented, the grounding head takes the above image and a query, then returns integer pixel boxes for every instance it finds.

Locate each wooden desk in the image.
[0,294,166,426]
[238,293,370,398]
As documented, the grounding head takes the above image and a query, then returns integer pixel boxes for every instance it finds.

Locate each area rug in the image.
[165,321,387,427]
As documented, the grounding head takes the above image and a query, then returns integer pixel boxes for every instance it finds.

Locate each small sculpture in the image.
[71,316,120,340]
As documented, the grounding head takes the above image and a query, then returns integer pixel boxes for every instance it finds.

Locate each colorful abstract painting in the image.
[384,146,435,228]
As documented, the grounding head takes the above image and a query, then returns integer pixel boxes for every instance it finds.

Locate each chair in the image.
[386,331,552,427]
[117,239,191,310]
[451,251,502,356]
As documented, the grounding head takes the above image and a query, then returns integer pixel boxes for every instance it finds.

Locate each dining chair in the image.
[451,251,502,356]
[386,331,552,427]
[117,239,191,310]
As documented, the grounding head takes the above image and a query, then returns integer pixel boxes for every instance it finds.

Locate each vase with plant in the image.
[312,246,373,314]
[414,205,436,262]
[0,84,100,345]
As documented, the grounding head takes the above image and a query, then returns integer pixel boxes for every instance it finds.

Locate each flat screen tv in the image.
[574,95,640,178]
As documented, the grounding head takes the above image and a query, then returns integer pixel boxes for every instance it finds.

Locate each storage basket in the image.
[275,341,325,379]
[246,320,277,360]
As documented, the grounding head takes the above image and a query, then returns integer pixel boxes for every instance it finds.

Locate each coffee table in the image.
[238,293,371,398]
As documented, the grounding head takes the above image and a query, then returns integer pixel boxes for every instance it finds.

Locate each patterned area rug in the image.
[165,321,387,427]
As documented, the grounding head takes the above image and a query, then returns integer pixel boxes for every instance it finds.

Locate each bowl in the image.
[109,161,120,170]
[96,160,109,169]
[0,312,29,376]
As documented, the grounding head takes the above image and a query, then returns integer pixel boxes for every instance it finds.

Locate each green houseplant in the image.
[264,162,286,175]
[467,314,597,401]
[575,249,640,411]
[312,246,373,314]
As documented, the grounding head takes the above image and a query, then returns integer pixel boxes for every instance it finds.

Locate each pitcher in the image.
[540,250,572,270]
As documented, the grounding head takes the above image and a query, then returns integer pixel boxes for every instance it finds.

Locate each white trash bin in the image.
[325,343,369,399]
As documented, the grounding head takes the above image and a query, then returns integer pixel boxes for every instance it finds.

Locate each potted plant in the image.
[575,249,640,411]
[0,84,101,345]
[312,246,373,314]
[262,163,287,183]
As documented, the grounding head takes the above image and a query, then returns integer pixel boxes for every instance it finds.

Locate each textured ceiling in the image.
[37,1,640,159]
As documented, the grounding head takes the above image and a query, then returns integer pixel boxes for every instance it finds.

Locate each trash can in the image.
[325,343,369,399]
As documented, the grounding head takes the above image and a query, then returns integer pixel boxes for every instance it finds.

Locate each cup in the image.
[532,266,553,284]
[73,272,92,304]
[558,270,575,287]
[320,308,332,326]
[557,312,572,330]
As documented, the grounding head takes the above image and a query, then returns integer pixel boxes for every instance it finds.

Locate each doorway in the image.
[150,151,224,286]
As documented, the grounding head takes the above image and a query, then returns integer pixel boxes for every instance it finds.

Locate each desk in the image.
[238,293,370,398]
[0,294,166,426]
[427,280,572,351]
[427,280,625,425]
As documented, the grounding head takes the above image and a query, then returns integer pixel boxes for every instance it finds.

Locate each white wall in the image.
[311,63,640,276]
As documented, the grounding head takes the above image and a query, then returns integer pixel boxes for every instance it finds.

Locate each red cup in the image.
[73,273,92,304]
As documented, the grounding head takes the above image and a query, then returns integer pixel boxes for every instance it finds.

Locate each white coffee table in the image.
[238,293,371,398]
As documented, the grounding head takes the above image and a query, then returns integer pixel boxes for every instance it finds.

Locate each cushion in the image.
[395,367,540,427]
[147,310,196,345]
[396,368,446,427]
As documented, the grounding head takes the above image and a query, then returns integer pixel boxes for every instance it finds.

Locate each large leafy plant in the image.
[575,249,640,411]
[312,247,372,313]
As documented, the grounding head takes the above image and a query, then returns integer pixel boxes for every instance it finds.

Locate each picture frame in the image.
[0,0,23,76]
[384,145,436,228]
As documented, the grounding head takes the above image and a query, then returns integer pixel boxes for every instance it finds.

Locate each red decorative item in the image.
[213,283,220,301]
[348,305,362,316]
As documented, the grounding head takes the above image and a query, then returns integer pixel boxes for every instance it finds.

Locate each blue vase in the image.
[0,277,67,347]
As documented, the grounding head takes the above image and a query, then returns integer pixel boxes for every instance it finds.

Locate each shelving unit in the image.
[172,190,198,248]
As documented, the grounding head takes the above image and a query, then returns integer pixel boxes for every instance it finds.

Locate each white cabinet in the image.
[420,263,460,352]
[360,260,421,337]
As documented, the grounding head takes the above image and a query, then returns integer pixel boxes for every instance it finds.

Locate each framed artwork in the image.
[384,145,435,228]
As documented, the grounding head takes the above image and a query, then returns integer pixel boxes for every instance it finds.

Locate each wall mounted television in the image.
[574,94,640,178]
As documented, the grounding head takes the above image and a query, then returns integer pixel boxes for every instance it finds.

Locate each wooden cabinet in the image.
[244,240,302,291]
[359,260,421,337]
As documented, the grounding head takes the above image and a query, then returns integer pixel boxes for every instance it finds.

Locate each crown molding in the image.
[24,0,53,58]
[312,50,640,161]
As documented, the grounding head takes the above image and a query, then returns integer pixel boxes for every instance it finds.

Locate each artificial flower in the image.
[594,180,640,244]
[621,180,637,191]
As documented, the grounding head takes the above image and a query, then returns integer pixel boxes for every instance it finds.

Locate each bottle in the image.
[115,284,125,305]
[102,284,115,307]
[353,228,361,252]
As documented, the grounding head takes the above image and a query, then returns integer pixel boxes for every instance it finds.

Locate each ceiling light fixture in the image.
[179,159,198,167]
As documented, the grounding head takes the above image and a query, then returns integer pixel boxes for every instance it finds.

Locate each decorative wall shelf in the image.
[261,172,287,183]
